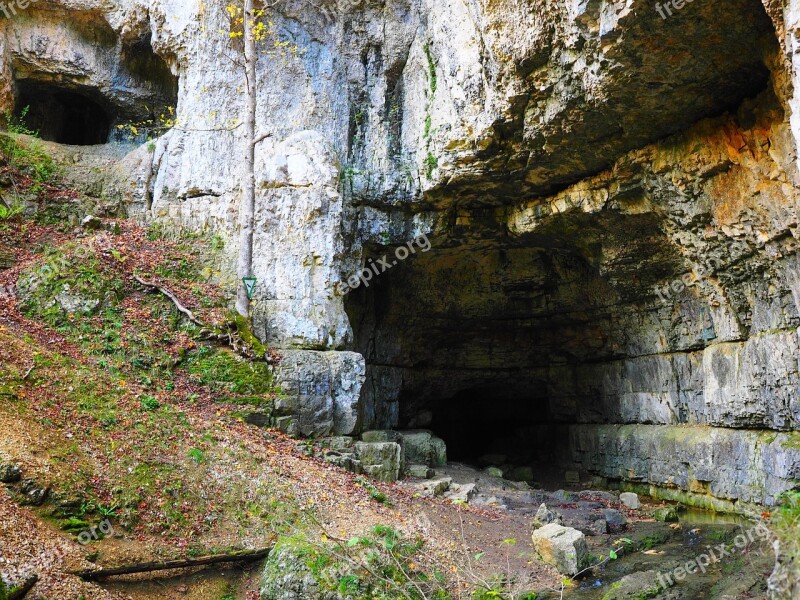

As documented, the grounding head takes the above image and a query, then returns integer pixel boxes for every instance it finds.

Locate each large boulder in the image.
[531,523,590,576]
[274,350,366,437]
[399,430,447,467]
[601,570,667,600]
[619,492,641,510]
[354,442,402,483]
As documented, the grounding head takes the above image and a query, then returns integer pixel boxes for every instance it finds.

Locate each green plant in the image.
[771,490,800,579]
[115,105,176,144]
[0,200,24,221]
[188,448,205,463]
[141,396,160,411]
[3,106,38,136]
[424,151,438,179]
[0,134,58,194]
[354,476,389,505]
[423,44,437,96]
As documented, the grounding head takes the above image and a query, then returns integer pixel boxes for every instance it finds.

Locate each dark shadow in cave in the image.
[14,82,112,145]
[428,386,559,467]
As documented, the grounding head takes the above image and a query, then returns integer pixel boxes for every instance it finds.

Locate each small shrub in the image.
[0,200,24,221]
[141,396,160,411]
[3,106,38,136]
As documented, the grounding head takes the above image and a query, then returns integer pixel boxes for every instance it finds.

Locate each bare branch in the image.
[133,275,205,327]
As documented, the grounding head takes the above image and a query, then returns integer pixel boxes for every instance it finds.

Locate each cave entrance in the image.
[14,82,112,145]
[428,386,560,469]
[344,239,609,481]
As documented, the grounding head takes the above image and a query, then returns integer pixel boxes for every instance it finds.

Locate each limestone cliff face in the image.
[2,0,800,515]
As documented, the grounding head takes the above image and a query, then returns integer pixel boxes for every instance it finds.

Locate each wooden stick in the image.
[133,275,205,327]
[9,574,38,600]
[69,548,271,581]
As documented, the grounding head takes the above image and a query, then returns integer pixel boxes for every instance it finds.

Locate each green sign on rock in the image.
[242,277,257,299]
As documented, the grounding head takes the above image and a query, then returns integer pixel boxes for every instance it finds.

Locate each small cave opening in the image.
[14,82,112,145]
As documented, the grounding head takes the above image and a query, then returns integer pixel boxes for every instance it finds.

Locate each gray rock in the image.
[602,508,628,529]
[564,470,580,484]
[531,523,590,576]
[244,410,272,427]
[354,442,402,483]
[400,431,433,465]
[619,492,641,510]
[471,494,508,510]
[552,489,578,503]
[483,466,504,478]
[406,464,434,479]
[430,436,447,467]
[20,479,49,506]
[445,483,477,503]
[592,519,608,535]
[532,503,563,528]
[652,506,680,522]
[0,463,21,484]
[274,416,298,437]
[274,351,365,437]
[81,215,102,230]
[361,430,402,444]
[398,430,442,467]
[410,476,452,497]
[578,490,619,504]
[569,425,800,508]
[601,570,668,599]
[325,436,355,452]
[261,538,346,600]
[323,452,361,473]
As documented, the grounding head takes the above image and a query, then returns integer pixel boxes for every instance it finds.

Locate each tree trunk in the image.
[69,548,271,581]
[236,0,258,318]
[8,575,38,600]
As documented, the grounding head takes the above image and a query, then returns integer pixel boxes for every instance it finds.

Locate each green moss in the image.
[424,151,438,179]
[264,527,446,600]
[779,432,800,450]
[182,345,274,403]
[18,243,123,327]
[423,44,437,96]
[228,312,268,359]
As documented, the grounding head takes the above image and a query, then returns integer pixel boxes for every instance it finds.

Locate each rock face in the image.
[3,0,800,516]
[274,350,365,437]
[531,523,589,576]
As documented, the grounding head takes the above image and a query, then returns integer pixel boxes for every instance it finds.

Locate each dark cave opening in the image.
[14,82,112,145]
[428,386,560,469]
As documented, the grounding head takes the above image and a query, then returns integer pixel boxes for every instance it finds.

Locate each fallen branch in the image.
[132,275,278,364]
[133,275,204,327]
[9,574,38,600]
[69,548,271,581]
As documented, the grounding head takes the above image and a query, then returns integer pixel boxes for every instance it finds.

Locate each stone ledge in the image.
[567,424,800,510]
